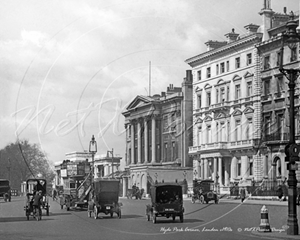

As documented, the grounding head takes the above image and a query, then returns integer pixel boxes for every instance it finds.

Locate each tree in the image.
[0,139,55,189]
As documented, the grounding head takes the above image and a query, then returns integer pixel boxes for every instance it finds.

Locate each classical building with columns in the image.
[186,25,263,192]
[186,1,300,192]
[122,70,193,195]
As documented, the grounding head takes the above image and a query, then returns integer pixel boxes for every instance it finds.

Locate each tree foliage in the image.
[0,139,55,189]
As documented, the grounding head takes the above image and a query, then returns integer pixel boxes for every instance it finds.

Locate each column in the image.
[131,122,135,164]
[144,118,148,163]
[231,157,237,181]
[200,159,204,180]
[241,156,249,179]
[224,160,230,186]
[263,155,268,178]
[196,160,201,179]
[122,177,128,197]
[151,117,156,163]
[218,157,223,186]
[204,159,208,179]
[137,120,142,164]
[213,157,218,181]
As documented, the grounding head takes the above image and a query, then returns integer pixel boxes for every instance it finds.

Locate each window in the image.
[227,86,230,101]
[246,53,252,65]
[264,55,270,70]
[197,94,202,108]
[265,116,271,135]
[245,118,253,140]
[246,82,252,97]
[249,157,253,176]
[277,76,284,92]
[227,121,230,141]
[235,57,240,69]
[235,120,241,141]
[216,89,219,103]
[216,64,219,75]
[235,84,241,99]
[197,70,202,81]
[264,79,270,95]
[198,127,202,145]
[163,115,168,132]
[207,125,211,143]
[238,159,241,176]
[276,51,281,66]
[220,62,225,73]
[226,60,230,72]
[207,67,211,78]
[207,92,211,106]
[220,88,225,102]
[291,47,297,62]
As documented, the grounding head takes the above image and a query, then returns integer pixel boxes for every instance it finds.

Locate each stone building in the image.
[256,4,300,183]
[122,70,193,195]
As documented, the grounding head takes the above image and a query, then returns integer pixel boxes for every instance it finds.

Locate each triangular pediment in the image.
[215,112,227,119]
[232,109,242,116]
[243,107,254,114]
[244,71,254,79]
[195,117,203,124]
[233,74,242,81]
[126,95,153,110]
[203,115,213,122]
[195,86,202,92]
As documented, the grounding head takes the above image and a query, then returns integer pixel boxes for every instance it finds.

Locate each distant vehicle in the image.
[192,179,219,204]
[0,179,11,202]
[24,178,50,220]
[88,178,122,219]
[146,182,184,223]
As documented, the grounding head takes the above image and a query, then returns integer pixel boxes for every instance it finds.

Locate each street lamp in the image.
[279,12,300,236]
[107,149,114,178]
[89,135,97,186]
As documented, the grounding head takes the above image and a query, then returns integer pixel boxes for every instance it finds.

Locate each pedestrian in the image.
[277,185,283,201]
[52,189,57,201]
[240,187,246,202]
[32,190,43,215]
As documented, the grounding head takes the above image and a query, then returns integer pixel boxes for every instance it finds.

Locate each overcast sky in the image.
[1,0,299,167]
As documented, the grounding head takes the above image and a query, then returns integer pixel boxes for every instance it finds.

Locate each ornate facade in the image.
[122,70,193,195]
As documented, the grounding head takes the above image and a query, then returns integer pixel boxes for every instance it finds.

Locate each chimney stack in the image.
[224,29,239,43]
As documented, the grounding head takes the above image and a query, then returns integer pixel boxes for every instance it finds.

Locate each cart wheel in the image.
[118,210,121,219]
[199,195,204,204]
[180,214,184,223]
[152,215,157,224]
[94,206,98,219]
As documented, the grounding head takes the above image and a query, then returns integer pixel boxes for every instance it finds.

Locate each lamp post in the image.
[89,135,97,188]
[279,12,299,236]
[107,149,114,178]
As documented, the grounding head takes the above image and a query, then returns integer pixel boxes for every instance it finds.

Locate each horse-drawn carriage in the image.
[191,179,219,204]
[24,178,50,220]
[146,182,184,224]
[127,185,144,199]
[88,178,122,219]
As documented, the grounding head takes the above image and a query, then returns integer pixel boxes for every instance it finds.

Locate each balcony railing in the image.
[265,132,289,142]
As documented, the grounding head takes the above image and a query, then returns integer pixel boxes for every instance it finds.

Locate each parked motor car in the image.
[191,179,219,204]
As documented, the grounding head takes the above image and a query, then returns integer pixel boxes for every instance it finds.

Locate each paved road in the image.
[0,196,299,240]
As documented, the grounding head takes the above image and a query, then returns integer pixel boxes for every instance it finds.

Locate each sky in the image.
[1,0,299,169]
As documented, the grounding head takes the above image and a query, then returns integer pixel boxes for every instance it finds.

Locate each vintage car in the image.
[24,178,50,220]
[146,183,184,224]
[0,179,11,202]
[191,179,219,204]
[126,186,144,199]
[88,178,122,219]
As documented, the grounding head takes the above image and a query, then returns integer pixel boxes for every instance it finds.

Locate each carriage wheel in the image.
[94,206,98,219]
